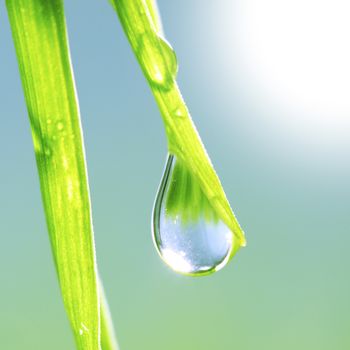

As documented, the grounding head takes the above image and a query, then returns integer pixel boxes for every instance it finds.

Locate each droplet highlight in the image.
[173,105,187,118]
[152,155,234,276]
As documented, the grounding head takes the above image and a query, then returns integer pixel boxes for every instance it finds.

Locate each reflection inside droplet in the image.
[152,154,234,276]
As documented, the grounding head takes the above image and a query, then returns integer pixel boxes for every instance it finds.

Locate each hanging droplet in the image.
[137,33,178,90]
[152,154,235,276]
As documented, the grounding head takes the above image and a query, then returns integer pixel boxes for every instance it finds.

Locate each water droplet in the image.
[79,322,89,336]
[56,121,64,131]
[152,155,234,276]
[173,105,187,118]
[138,33,178,89]
[44,146,52,157]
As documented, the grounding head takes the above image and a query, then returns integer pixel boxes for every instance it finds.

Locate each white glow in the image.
[225,0,350,148]
[161,249,192,273]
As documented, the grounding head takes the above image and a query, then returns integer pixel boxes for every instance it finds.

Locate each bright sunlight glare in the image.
[224,0,350,149]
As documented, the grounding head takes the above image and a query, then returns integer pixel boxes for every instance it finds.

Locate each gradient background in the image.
[1,1,350,349]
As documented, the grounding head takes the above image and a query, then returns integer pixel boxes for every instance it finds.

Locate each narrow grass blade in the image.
[6,0,118,349]
[110,0,246,251]
[100,280,120,350]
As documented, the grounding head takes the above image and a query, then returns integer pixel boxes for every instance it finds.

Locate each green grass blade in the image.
[6,1,118,349]
[144,0,163,34]
[100,280,120,350]
[110,0,246,250]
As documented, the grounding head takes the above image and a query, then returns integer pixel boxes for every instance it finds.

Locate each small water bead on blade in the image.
[152,155,234,276]
[173,104,187,118]
[56,121,64,131]
[137,33,178,90]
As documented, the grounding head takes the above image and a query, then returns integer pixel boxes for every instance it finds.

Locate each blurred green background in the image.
[1,1,350,349]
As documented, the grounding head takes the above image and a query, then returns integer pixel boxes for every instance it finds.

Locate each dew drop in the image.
[173,105,187,118]
[79,322,89,336]
[44,146,52,157]
[56,121,64,131]
[152,154,234,276]
[137,33,178,89]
